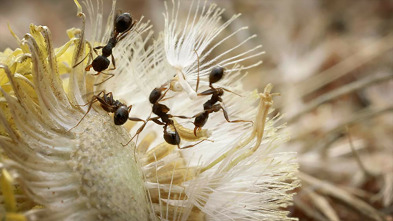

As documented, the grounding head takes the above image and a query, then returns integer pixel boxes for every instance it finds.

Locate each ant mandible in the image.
[77,12,135,85]
[193,66,253,135]
[68,91,144,131]
[123,85,208,149]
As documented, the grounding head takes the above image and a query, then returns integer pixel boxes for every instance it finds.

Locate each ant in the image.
[76,12,135,85]
[68,91,144,131]
[193,66,252,135]
[123,85,209,148]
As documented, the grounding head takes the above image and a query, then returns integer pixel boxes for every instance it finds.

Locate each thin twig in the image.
[298,104,393,151]
[299,172,385,221]
[288,72,393,123]
[346,126,377,178]
[294,193,329,221]
[297,35,393,97]
[307,190,340,221]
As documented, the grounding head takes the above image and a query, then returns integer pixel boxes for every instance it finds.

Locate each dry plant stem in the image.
[341,186,375,200]
[294,195,329,221]
[297,35,393,97]
[299,172,385,221]
[301,104,393,152]
[307,190,339,221]
[288,72,393,123]
[381,173,393,207]
[346,126,378,178]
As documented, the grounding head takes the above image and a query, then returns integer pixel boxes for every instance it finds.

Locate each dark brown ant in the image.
[193,66,252,135]
[68,91,144,131]
[123,86,208,148]
[75,12,135,85]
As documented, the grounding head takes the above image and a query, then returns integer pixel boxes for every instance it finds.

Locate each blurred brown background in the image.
[1,0,393,220]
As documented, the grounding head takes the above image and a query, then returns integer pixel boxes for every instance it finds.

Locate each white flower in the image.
[0,0,299,220]
[162,0,264,99]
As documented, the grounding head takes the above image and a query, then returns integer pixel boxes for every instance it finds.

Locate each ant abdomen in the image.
[163,131,180,145]
[149,87,163,104]
[115,13,133,33]
[209,66,224,84]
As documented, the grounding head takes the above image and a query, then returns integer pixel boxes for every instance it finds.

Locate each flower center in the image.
[71,111,150,220]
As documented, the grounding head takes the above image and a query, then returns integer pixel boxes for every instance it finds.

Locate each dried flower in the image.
[0,0,299,220]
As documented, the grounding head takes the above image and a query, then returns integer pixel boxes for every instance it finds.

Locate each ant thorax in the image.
[102,40,115,57]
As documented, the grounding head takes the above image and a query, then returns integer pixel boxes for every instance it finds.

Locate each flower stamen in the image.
[171,119,211,141]
[201,83,280,173]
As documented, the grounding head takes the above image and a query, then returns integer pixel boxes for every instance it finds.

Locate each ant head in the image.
[114,106,129,125]
[92,56,110,72]
[149,87,165,104]
[163,130,180,145]
[115,13,133,33]
[209,66,225,84]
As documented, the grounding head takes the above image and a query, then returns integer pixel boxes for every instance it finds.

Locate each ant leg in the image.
[159,95,175,102]
[72,42,93,68]
[110,53,116,70]
[122,117,156,147]
[151,118,165,126]
[218,104,253,125]
[193,48,200,92]
[221,87,242,97]
[179,139,212,149]
[170,115,192,119]
[173,124,182,149]
[94,73,115,86]
[129,117,148,147]
[67,95,101,131]
[127,105,133,113]
[74,53,90,68]
[76,91,105,107]
[156,87,171,103]
[197,88,215,96]
[92,45,105,57]
[91,71,102,76]
[128,117,146,124]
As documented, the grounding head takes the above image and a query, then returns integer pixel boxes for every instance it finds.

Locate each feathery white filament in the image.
[163,0,264,99]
